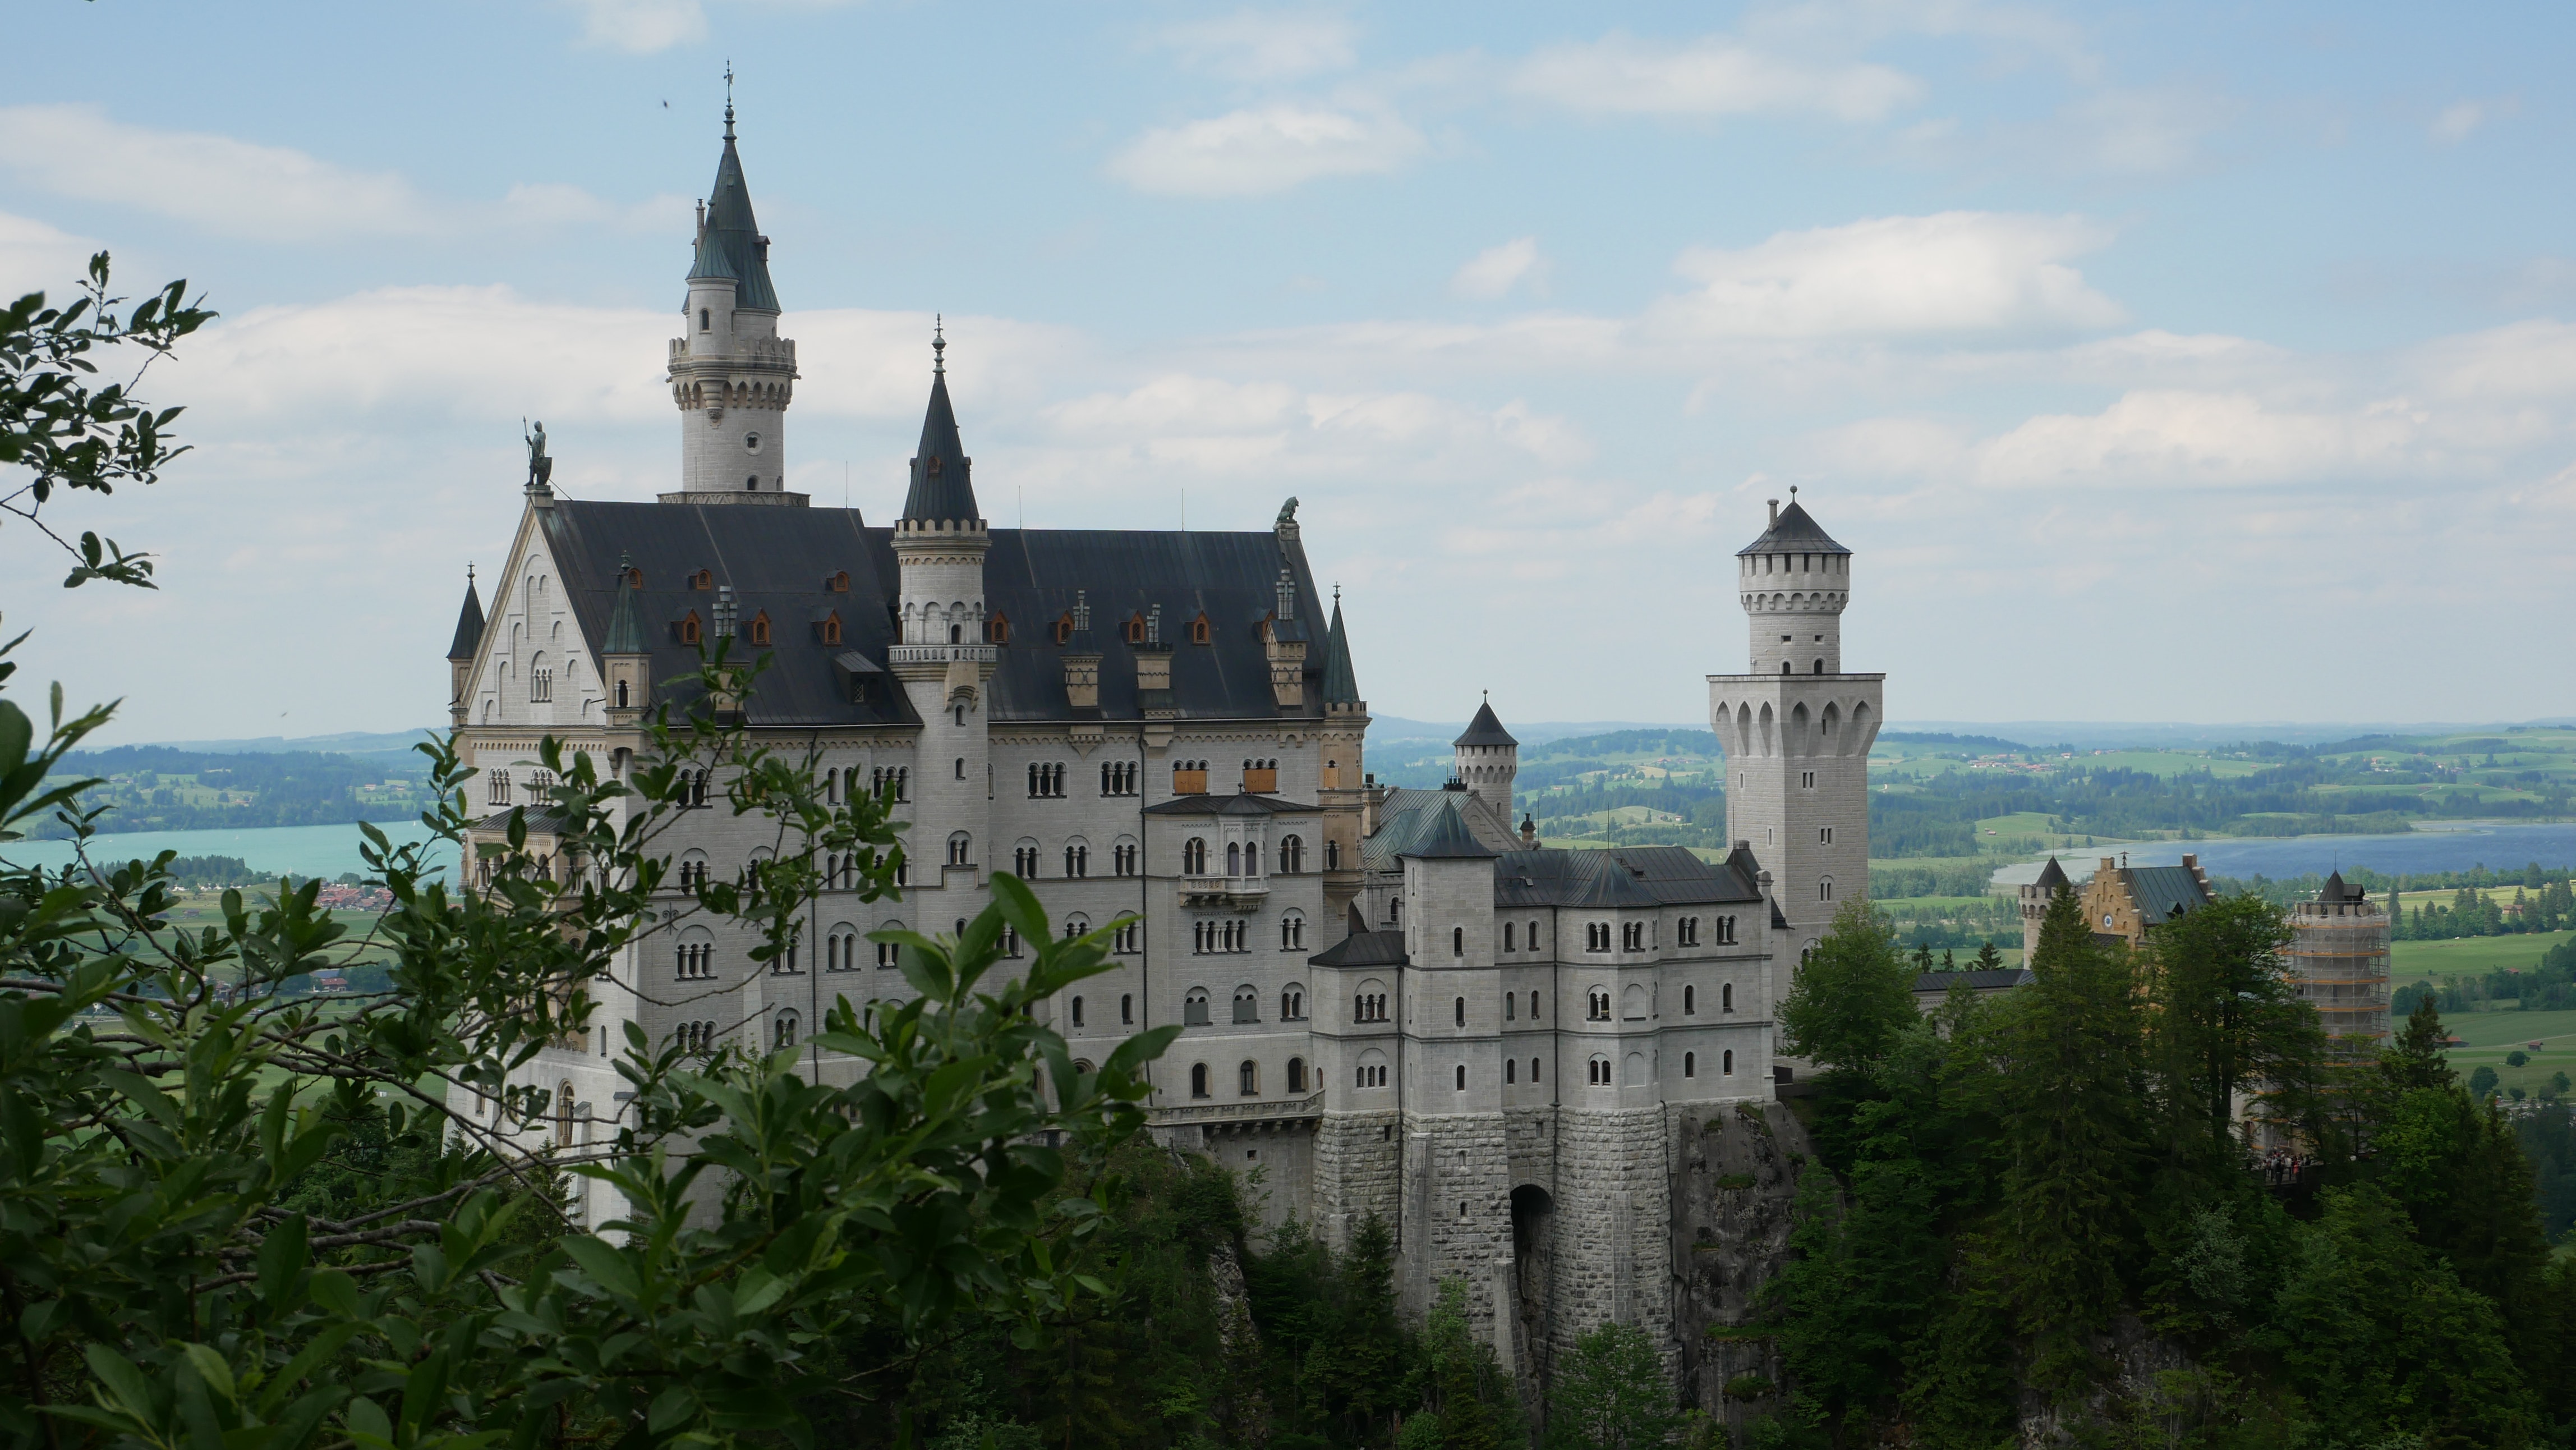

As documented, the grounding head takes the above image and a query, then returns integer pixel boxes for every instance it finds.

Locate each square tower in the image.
[1706,496,1882,1023]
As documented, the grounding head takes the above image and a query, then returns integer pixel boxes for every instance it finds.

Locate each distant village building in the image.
[2288,870,2392,1041]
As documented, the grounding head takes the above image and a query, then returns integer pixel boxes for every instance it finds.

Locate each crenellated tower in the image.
[1708,493,1883,1030]
[665,99,802,503]
[889,328,994,895]
[1452,696,1518,822]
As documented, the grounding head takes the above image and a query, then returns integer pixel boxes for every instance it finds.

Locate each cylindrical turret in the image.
[1451,697,1519,822]
[666,108,799,499]
[1737,494,1851,676]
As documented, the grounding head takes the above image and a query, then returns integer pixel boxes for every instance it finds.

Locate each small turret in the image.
[447,567,485,727]
[665,99,802,503]
[1737,488,1852,676]
[1452,694,1518,820]
[602,555,651,724]
[1321,588,1364,717]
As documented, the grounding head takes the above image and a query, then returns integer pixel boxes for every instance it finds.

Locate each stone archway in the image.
[1511,1184,1556,1383]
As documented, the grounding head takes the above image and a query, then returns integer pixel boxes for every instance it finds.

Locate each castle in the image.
[448,108,1879,1396]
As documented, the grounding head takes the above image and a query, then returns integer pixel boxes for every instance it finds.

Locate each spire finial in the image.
[1333,582,1341,607]
[723,61,735,139]
[467,562,475,585]
[1790,484,1798,498]
[932,314,946,375]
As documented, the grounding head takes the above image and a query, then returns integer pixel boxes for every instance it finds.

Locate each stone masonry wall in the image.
[1313,1109,1402,1251]
[1668,1099,1814,1437]
[1548,1106,1676,1368]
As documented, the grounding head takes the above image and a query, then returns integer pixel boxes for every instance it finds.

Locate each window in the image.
[1190,1063,1211,1099]
[1530,990,1541,1018]
[1354,990,1388,1023]
[1588,1056,1610,1085]
[1062,915,1088,942]
[1013,843,1040,877]
[1453,996,1466,1027]
[774,1011,801,1050]
[1025,763,1066,797]
[1121,993,1134,1025]
[615,679,631,709]
[749,612,771,646]
[1239,1060,1259,1096]
[1819,878,1834,903]
[1586,923,1610,953]
[1684,984,1696,1015]
[1528,920,1540,952]
[947,832,971,868]
[1622,923,1645,952]
[1678,916,1697,947]
[1183,838,1208,874]
[699,308,711,332]
[1503,922,1516,952]
[1718,915,1738,946]
[1801,770,1816,790]
[987,613,1010,645]
[1287,1057,1306,1093]
[1531,1057,1542,1082]
[829,570,849,593]
[1454,1064,1466,1091]
[1233,986,1259,1024]
[1324,839,1341,870]
[1114,922,1139,954]
[1184,989,1211,1026]
[1722,982,1734,1013]
[1588,989,1610,1021]
[488,770,512,806]
[825,926,860,972]
[1278,835,1303,874]
[1189,613,1211,645]
[1100,761,1138,796]
[954,754,965,776]
[556,1079,576,1148]
[875,924,905,969]
[1226,841,1242,876]
[1070,996,1084,1029]
[677,940,714,979]
[1683,1051,1695,1078]
[1357,1054,1389,1089]
[530,662,553,703]
[1280,984,1305,1019]
[1506,993,1516,1021]
[1280,912,1305,951]
[1452,926,1465,957]
[1055,614,1073,645]
[1723,1049,1735,1076]
[1064,840,1089,878]
[680,612,702,645]
[692,570,712,590]
[1506,1058,1516,1083]
[1113,840,1139,877]
[1125,614,1146,644]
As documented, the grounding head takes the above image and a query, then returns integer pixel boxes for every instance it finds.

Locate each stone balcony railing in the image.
[667,337,798,367]
[1181,875,1269,911]
[887,643,999,667]
[1152,1090,1325,1126]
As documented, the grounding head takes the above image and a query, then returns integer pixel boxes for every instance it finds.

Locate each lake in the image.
[0,820,456,882]
[1989,820,2576,888]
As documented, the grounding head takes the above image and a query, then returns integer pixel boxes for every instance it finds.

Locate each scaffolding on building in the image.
[2287,873,2391,1043]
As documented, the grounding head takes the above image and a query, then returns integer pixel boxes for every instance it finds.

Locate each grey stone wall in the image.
[1314,1109,1402,1250]
[1668,1099,1814,1435]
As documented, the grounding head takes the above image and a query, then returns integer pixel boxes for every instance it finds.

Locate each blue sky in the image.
[5,1,2571,742]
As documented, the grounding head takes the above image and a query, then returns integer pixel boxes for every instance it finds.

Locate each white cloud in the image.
[1508,32,1921,122]
[1451,238,1544,300]
[565,0,707,53]
[0,105,673,242]
[1968,391,2425,490]
[1106,104,1426,197]
[2432,95,2518,144]
[1654,212,2124,339]
[1155,11,1357,80]
[0,211,99,301]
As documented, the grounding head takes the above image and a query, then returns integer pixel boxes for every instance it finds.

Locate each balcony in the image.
[887,643,998,667]
[1153,1089,1324,1126]
[1181,875,1269,911]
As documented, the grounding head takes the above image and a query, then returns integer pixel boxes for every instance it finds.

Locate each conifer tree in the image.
[1779,900,1919,1074]
[1972,939,2003,972]
[1995,885,2146,1394]
[2143,893,2320,1176]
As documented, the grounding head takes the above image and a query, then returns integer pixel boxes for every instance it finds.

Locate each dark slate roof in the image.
[1736,499,1849,557]
[536,500,1324,728]
[1402,800,1498,860]
[448,576,486,660]
[1142,793,1319,817]
[1311,929,1407,968]
[1492,846,1762,909]
[2034,856,2068,890]
[1916,969,2034,992]
[1321,598,1360,704]
[899,370,978,525]
[1362,787,1519,871]
[2129,865,2212,925]
[1453,699,1516,748]
[688,118,780,311]
[2319,870,2365,903]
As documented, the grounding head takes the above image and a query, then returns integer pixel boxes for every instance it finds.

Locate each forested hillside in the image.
[31,744,432,838]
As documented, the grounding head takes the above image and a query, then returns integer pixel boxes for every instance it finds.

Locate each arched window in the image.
[699,308,711,332]
[947,832,971,867]
[1280,983,1305,1019]
[1455,1064,1466,1090]
[1722,982,1734,1013]
[614,679,630,709]
[1239,1060,1259,1096]
[1287,1057,1306,1093]
[1506,1058,1516,1084]
[1683,1051,1696,1078]
[1589,1056,1609,1085]
[1070,995,1084,1028]
[1683,984,1695,1015]
[1531,1057,1542,1082]
[1184,988,1211,1026]
[1819,877,1834,902]
[1531,989,1542,1018]
[1723,1049,1735,1076]
[556,1080,575,1148]
[1190,1063,1211,1099]
[1452,926,1465,957]
[774,1010,800,1050]
[1121,993,1134,1024]
[1504,922,1516,951]
[1184,838,1208,874]
[1325,839,1340,870]
[1233,986,1259,1024]
[1244,841,1259,875]
[1453,996,1466,1027]
[1280,836,1303,874]
[1280,912,1306,951]
[1226,842,1242,876]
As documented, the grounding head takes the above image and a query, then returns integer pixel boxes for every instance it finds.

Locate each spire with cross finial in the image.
[899,320,977,526]
[724,60,735,139]
[933,314,946,375]
[669,74,798,500]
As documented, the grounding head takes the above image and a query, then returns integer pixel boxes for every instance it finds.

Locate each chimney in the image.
[1072,589,1091,634]
[2100,856,2116,875]
[1767,498,1779,527]
[1146,604,1162,646]
[1276,568,1295,622]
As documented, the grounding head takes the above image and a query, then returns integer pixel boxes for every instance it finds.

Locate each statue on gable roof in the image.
[523,419,554,492]
[1276,496,1299,529]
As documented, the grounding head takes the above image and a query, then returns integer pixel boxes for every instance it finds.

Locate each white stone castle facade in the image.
[447,111,1879,1393]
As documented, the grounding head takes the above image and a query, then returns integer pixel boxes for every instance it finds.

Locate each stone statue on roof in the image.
[1276,496,1299,528]
[523,420,553,491]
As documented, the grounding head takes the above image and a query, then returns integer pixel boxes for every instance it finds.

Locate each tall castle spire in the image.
[665,89,802,504]
[900,322,979,526]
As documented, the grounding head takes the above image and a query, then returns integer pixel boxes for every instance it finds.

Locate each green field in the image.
[2441,1007,2576,1098]
[2390,930,2576,986]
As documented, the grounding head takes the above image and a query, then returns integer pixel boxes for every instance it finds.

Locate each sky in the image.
[4,1,2572,744]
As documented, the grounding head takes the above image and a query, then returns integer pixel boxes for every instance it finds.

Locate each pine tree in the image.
[1545,1320,1685,1449]
[1779,900,1920,1073]
[2143,893,2320,1178]
[1995,884,2146,1396]
[1972,939,2003,972]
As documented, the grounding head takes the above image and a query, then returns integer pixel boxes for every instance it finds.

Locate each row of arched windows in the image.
[1189,1057,1308,1098]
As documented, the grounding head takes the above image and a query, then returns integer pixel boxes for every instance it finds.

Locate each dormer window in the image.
[827,570,849,593]
[1055,613,1074,645]
[693,570,713,590]
[679,612,702,645]
[817,612,842,645]
[987,613,1010,646]
[625,566,645,588]
[1125,614,1146,644]
[749,611,771,646]
[1189,612,1212,646]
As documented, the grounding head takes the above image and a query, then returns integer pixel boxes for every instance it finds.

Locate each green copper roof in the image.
[687,119,780,312]
[1321,597,1360,704]
[603,557,647,654]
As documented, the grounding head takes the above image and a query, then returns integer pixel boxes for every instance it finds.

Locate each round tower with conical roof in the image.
[1453,695,1519,821]
[667,100,802,502]
[888,329,995,897]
